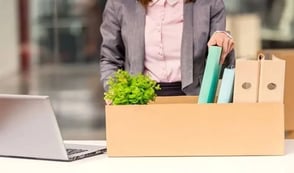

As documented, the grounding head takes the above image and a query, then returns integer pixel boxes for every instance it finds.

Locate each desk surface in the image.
[1,140,294,173]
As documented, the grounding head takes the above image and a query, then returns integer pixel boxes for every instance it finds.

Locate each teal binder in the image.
[198,46,222,104]
[217,68,235,103]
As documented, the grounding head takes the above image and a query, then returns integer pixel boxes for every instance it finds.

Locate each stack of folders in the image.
[198,46,236,104]
[233,53,286,103]
[198,46,222,104]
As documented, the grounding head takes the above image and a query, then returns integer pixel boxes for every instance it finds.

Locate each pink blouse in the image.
[144,0,183,82]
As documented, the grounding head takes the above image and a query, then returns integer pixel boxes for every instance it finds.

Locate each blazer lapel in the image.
[181,2,194,89]
[130,1,146,74]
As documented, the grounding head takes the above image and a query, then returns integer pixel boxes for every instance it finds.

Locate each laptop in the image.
[0,94,106,161]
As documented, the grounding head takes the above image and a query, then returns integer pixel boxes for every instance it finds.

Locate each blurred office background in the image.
[0,0,293,140]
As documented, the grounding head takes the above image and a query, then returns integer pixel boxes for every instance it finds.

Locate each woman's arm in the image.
[100,0,125,91]
[207,0,235,66]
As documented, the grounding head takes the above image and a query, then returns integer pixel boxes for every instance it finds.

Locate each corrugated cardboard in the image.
[106,96,284,156]
[258,49,294,133]
[153,96,197,104]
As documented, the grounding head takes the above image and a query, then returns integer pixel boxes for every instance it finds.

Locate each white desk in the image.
[1,140,294,173]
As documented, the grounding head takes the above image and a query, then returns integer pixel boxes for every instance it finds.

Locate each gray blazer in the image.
[100,0,235,95]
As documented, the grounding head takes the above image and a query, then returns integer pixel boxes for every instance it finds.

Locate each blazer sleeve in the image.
[209,0,235,68]
[100,0,125,91]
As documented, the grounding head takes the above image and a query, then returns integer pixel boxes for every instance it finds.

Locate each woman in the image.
[100,0,235,96]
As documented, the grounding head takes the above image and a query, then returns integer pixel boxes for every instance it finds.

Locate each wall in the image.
[0,0,19,79]
[227,14,262,59]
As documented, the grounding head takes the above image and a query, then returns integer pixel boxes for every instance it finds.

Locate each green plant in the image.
[104,70,161,105]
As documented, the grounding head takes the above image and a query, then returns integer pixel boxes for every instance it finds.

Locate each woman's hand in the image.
[207,31,234,64]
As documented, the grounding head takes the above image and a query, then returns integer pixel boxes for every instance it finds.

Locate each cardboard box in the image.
[258,49,294,133]
[106,96,284,156]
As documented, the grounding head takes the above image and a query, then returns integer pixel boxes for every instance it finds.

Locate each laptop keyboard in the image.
[66,148,88,155]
